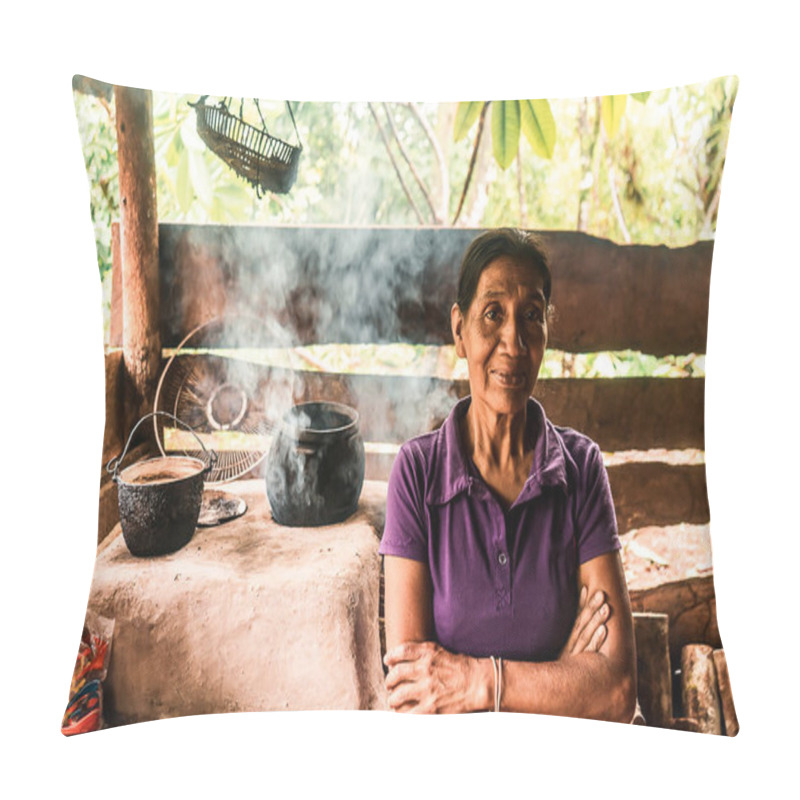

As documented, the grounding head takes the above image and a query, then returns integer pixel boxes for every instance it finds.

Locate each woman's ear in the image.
[451,303,466,358]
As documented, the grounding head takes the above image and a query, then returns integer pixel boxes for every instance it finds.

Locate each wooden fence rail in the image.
[112,224,712,356]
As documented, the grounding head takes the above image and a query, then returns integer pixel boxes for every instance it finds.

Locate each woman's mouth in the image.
[490,369,528,388]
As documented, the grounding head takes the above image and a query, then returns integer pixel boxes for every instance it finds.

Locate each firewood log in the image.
[669,717,701,733]
[713,649,739,736]
[681,644,722,734]
[632,612,672,728]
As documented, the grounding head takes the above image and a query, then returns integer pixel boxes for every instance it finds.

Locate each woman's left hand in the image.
[383,641,490,714]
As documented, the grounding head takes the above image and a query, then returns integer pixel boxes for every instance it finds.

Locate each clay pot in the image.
[265,401,365,527]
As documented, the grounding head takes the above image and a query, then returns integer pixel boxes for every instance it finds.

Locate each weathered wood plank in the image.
[610,462,710,531]
[153,356,704,452]
[155,225,712,356]
[309,373,705,451]
[535,377,704,451]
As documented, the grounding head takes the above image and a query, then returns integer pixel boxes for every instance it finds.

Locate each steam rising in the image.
[162,224,462,509]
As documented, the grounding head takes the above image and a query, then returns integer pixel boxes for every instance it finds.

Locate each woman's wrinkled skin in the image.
[384,586,611,714]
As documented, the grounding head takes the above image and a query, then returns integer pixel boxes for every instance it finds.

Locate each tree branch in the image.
[516,141,528,226]
[598,98,631,244]
[576,96,599,232]
[700,179,722,238]
[383,102,440,224]
[368,102,425,225]
[404,102,449,223]
[605,151,631,243]
[452,101,490,226]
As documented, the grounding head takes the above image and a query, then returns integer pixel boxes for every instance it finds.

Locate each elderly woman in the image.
[378,228,636,720]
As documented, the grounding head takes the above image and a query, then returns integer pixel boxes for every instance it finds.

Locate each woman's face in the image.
[451,256,548,417]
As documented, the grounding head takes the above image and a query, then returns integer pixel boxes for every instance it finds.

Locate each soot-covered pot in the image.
[266,401,365,527]
[107,412,217,557]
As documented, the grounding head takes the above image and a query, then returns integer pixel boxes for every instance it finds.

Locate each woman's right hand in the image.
[559,585,610,659]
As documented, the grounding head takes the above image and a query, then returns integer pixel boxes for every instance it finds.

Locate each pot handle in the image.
[106,411,218,483]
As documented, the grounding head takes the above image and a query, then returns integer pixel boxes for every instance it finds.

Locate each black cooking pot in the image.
[265,401,365,527]
[106,412,217,557]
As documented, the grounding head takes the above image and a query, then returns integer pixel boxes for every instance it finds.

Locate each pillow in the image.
[66,74,738,735]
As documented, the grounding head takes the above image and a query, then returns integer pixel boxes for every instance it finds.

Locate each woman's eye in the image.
[485,308,500,322]
[525,309,544,323]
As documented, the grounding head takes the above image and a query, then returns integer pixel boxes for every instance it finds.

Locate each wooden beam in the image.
[535,377,704,451]
[154,357,704,452]
[115,85,160,428]
[610,462,709,531]
[157,225,713,356]
[72,74,113,101]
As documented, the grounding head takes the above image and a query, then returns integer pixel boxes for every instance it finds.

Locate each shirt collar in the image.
[425,396,568,507]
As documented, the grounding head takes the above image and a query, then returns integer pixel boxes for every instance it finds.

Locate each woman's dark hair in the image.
[456,228,552,312]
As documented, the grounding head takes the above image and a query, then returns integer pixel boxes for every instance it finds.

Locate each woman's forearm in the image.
[383,553,637,721]
[473,652,636,722]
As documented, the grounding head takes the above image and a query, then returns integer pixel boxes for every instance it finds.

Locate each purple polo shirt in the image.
[379,397,620,662]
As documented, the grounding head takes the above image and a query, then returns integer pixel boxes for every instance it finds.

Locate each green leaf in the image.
[165,130,182,169]
[176,148,193,214]
[520,99,556,159]
[491,100,520,169]
[453,101,484,142]
[601,94,627,138]
[630,91,651,104]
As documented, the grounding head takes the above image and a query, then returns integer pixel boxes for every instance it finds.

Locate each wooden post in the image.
[114,85,160,430]
[633,612,673,728]
[713,649,739,736]
[681,644,723,734]
[110,222,123,348]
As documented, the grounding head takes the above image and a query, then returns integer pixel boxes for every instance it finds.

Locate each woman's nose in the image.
[501,318,527,354]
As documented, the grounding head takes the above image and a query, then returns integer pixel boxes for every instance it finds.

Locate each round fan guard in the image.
[153,316,275,485]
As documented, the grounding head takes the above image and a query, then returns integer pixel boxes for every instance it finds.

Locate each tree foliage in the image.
[73,75,738,332]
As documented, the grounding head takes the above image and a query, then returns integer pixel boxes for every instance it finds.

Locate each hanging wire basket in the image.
[189,96,302,196]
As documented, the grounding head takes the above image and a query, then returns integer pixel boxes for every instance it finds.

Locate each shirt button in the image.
[498,552,508,566]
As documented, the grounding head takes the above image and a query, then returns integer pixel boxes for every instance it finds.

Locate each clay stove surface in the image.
[89,479,390,726]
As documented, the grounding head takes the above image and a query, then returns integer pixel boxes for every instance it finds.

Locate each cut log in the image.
[669,717,701,733]
[632,612,672,728]
[681,644,723,734]
[623,525,720,664]
[713,649,739,736]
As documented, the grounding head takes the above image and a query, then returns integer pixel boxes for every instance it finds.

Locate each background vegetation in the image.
[73,76,735,378]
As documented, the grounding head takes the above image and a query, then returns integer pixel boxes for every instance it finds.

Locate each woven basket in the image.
[191,98,301,195]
